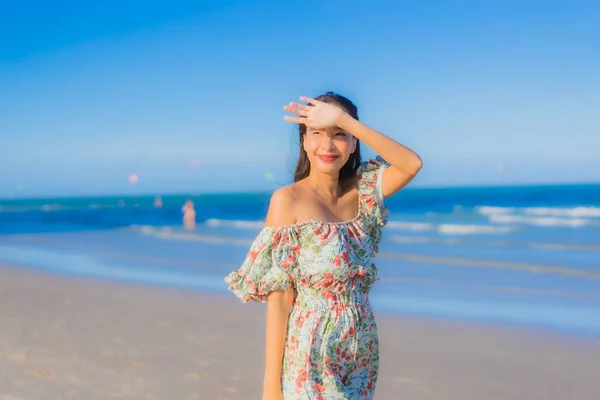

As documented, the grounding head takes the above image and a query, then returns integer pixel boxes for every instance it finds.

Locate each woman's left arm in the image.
[283,96,423,199]
[338,113,423,199]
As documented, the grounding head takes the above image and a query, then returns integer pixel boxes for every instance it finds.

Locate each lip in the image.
[317,154,340,163]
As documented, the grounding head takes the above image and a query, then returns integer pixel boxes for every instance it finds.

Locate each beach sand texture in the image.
[1,265,599,400]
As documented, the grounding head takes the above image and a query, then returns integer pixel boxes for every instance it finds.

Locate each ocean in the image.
[1,183,599,337]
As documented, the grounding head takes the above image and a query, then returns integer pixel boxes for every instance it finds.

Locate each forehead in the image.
[307,126,346,133]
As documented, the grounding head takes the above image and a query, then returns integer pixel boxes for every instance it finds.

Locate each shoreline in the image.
[3,244,599,340]
[1,264,599,399]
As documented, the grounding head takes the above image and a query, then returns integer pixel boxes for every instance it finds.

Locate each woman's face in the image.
[303,124,356,176]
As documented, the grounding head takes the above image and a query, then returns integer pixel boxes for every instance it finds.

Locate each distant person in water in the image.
[182,199,196,230]
[224,91,422,399]
[154,196,163,208]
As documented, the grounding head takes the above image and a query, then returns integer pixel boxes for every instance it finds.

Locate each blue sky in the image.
[1,0,598,198]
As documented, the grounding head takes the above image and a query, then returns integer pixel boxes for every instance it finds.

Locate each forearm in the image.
[263,289,294,390]
[338,113,422,174]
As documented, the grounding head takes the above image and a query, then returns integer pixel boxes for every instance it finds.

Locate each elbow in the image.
[409,156,423,175]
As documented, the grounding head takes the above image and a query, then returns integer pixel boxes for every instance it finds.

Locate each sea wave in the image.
[204,218,264,229]
[386,221,515,235]
[133,225,253,246]
[477,205,600,219]
[0,203,95,213]
[437,224,515,235]
[390,235,600,252]
[0,205,45,213]
[489,214,592,228]
[386,221,434,231]
[523,206,600,218]
[475,205,600,228]
[379,251,600,280]
[41,203,64,212]
[476,206,516,216]
[203,218,517,236]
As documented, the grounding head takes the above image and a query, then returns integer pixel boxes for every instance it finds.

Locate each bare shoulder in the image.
[265,184,301,227]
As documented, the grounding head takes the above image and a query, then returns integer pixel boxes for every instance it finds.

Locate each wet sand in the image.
[0,264,599,399]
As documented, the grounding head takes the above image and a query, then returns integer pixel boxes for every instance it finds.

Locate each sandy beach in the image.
[0,264,599,400]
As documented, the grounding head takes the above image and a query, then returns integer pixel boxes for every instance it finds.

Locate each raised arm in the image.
[284,96,423,199]
[337,113,422,199]
[262,188,296,399]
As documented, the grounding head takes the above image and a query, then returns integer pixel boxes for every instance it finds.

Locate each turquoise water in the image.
[1,183,599,337]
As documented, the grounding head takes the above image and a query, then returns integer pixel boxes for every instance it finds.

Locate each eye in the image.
[311,130,321,135]
[335,131,347,137]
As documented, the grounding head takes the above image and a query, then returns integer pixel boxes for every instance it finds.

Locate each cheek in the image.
[337,137,355,154]
[303,137,319,153]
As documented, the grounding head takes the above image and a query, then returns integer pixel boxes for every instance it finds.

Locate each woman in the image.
[225,92,422,399]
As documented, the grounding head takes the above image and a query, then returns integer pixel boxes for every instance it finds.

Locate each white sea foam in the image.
[88,203,119,210]
[523,206,600,218]
[390,235,600,252]
[490,214,590,228]
[379,251,600,280]
[477,205,600,219]
[437,224,515,235]
[0,204,78,213]
[391,236,434,244]
[476,205,600,228]
[530,243,600,251]
[41,203,64,211]
[386,220,514,235]
[476,206,516,216]
[134,225,252,246]
[391,236,464,245]
[386,221,434,231]
[204,218,264,229]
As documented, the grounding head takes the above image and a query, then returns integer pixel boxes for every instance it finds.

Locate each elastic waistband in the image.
[293,292,371,311]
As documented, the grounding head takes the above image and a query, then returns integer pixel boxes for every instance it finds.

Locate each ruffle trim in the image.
[224,267,294,303]
[224,226,299,303]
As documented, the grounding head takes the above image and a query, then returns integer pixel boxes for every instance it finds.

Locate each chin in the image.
[313,160,345,174]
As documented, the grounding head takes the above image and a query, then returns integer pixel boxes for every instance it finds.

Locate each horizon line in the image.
[2,180,599,202]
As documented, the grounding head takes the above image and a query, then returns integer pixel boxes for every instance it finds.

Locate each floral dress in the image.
[224,159,389,400]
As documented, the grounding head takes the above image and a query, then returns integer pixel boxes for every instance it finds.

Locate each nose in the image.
[320,136,335,151]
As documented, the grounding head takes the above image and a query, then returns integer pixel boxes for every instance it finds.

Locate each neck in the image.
[306,170,340,199]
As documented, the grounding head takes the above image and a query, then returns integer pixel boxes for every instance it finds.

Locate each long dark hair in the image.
[293,91,362,183]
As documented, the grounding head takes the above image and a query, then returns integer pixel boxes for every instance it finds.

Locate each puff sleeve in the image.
[224,226,300,303]
[357,158,390,253]
[358,157,390,220]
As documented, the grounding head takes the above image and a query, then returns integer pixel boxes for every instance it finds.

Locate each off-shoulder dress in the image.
[224,159,389,400]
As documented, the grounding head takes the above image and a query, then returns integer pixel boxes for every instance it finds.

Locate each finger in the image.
[283,115,307,124]
[284,104,309,117]
[288,101,311,111]
[299,96,320,105]
[290,101,312,110]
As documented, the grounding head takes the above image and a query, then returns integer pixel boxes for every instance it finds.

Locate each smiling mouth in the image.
[317,154,340,163]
